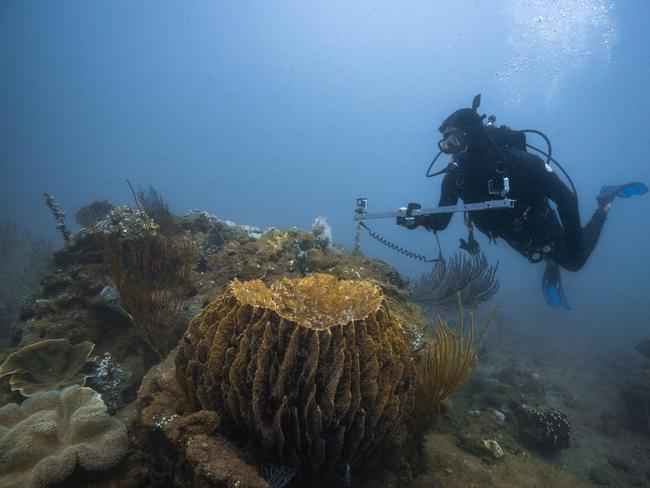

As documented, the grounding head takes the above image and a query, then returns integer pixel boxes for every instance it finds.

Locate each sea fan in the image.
[410,252,499,318]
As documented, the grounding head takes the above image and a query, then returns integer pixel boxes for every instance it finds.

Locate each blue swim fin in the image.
[597,182,648,207]
[542,261,570,310]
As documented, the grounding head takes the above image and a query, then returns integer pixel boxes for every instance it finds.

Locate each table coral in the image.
[176,272,414,478]
[0,339,95,396]
[0,385,128,488]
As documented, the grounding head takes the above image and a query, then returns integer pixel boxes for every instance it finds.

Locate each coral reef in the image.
[97,207,193,358]
[0,385,128,488]
[93,205,155,239]
[87,352,129,413]
[10,204,421,412]
[176,272,414,479]
[411,252,499,317]
[311,215,332,251]
[510,402,571,451]
[133,352,268,487]
[0,339,95,396]
[74,200,115,228]
[4,198,624,487]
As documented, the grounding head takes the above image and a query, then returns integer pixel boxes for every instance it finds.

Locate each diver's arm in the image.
[419,173,459,231]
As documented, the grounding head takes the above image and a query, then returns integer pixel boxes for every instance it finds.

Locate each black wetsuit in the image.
[418,148,607,272]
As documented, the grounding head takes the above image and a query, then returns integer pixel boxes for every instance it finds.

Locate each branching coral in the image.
[176,273,414,478]
[0,339,95,396]
[0,385,128,488]
[410,252,499,317]
[412,299,494,424]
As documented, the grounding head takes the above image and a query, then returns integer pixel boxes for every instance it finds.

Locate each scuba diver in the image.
[397,95,647,309]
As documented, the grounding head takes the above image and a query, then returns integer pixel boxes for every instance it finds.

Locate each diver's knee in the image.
[560,258,585,272]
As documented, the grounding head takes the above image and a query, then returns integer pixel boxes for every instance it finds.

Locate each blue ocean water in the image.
[1,1,648,339]
[1,3,650,486]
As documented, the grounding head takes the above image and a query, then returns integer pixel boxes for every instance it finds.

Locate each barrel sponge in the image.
[176,272,414,477]
[0,385,129,488]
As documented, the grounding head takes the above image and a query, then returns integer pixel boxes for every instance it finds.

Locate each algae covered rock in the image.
[134,351,268,488]
[0,385,128,488]
[176,272,414,478]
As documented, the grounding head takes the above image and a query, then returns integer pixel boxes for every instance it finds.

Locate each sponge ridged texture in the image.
[176,273,414,477]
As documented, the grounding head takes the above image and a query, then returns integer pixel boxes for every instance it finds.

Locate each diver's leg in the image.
[505,206,605,272]
[578,207,608,262]
[552,208,606,272]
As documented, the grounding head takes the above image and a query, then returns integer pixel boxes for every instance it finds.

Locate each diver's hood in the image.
[439,108,483,139]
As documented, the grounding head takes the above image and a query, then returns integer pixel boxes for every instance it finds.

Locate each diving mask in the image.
[438,129,467,155]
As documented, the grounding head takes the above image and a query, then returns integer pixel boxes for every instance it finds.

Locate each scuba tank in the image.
[484,122,527,153]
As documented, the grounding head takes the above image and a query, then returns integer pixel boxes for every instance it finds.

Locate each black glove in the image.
[459,237,480,256]
[459,226,480,256]
[396,202,422,229]
[396,215,420,229]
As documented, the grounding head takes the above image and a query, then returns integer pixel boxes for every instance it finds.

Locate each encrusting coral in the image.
[0,339,95,396]
[510,402,572,451]
[176,272,414,478]
[0,384,129,488]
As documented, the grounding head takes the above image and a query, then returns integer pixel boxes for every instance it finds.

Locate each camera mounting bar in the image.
[354,197,515,221]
